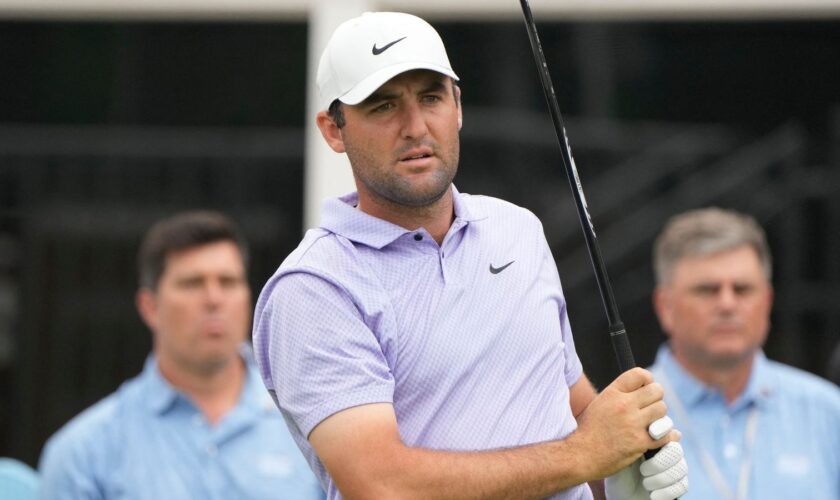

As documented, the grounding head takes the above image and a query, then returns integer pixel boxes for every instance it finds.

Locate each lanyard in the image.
[656,369,759,500]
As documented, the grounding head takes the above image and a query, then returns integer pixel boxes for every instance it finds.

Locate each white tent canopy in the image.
[2,0,840,21]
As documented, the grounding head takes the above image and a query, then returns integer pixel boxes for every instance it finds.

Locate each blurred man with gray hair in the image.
[650,207,840,500]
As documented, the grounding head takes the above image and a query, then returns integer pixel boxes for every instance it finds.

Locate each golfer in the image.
[254,12,689,500]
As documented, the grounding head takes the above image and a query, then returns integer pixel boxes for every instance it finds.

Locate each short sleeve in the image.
[38,421,107,500]
[254,271,395,437]
[558,297,584,387]
[536,222,584,388]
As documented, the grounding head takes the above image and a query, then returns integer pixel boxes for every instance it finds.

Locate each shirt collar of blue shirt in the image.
[320,185,487,249]
[142,343,274,417]
[656,344,775,410]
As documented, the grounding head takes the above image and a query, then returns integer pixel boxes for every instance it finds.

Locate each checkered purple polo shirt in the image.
[253,186,592,500]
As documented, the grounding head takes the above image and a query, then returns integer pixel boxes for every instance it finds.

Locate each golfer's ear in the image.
[317,110,346,153]
[455,85,463,130]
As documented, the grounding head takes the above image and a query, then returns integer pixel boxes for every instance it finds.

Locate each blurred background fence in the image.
[1,12,839,467]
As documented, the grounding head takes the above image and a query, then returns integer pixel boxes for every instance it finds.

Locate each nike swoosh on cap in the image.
[489,261,515,274]
[372,37,407,55]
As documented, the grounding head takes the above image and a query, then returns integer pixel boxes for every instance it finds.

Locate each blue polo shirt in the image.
[650,346,840,500]
[38,348,322,500]
[254,187,588,499]
[0,458,39,500]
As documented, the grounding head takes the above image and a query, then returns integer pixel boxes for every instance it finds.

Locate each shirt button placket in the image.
[205,441,226,496]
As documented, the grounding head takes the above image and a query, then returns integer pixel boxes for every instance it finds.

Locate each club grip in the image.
[609,322,636,372]
[612,324,665,461]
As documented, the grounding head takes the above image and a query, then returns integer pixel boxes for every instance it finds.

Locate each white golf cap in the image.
[316,12,459,111]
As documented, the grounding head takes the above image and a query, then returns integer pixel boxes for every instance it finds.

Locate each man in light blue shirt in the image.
[0,457,39,500]
[254,11,688,500]
[650,207,840,500]
[39,211,321,500]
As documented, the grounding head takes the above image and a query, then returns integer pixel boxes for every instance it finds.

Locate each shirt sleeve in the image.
[537,222,584,388]
[558,295,584,387]
[38,426,106,500]
[254,271,395,438]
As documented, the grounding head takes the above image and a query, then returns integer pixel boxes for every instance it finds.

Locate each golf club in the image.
[518,0,634,374]
[517,1,686,474]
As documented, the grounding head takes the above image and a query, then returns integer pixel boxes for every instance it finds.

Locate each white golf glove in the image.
[605,417,689,500]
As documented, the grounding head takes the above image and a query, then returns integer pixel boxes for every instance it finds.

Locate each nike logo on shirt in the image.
[489,261,515,274]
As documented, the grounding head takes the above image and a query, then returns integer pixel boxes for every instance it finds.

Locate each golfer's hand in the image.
[573,368,672,477]
[605,441,689,500]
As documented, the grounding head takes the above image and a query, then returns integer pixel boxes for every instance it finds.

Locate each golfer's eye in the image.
[421,94,442,104]
[733,283,754,296]
[371,102,395,113]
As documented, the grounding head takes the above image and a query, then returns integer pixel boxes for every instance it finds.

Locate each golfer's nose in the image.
[400,101,429,140]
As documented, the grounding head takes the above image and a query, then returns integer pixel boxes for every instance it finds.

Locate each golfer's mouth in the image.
[398,148,434,165]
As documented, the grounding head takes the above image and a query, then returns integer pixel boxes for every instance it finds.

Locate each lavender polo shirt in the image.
[253,187,591,500]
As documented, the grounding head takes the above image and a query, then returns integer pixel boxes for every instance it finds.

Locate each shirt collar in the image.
[655,345,710,407]
[142,344,270,415]
[739,350,775,408]
[319,185,486,249]
[654,345,775,409]
[143,355,180,415]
